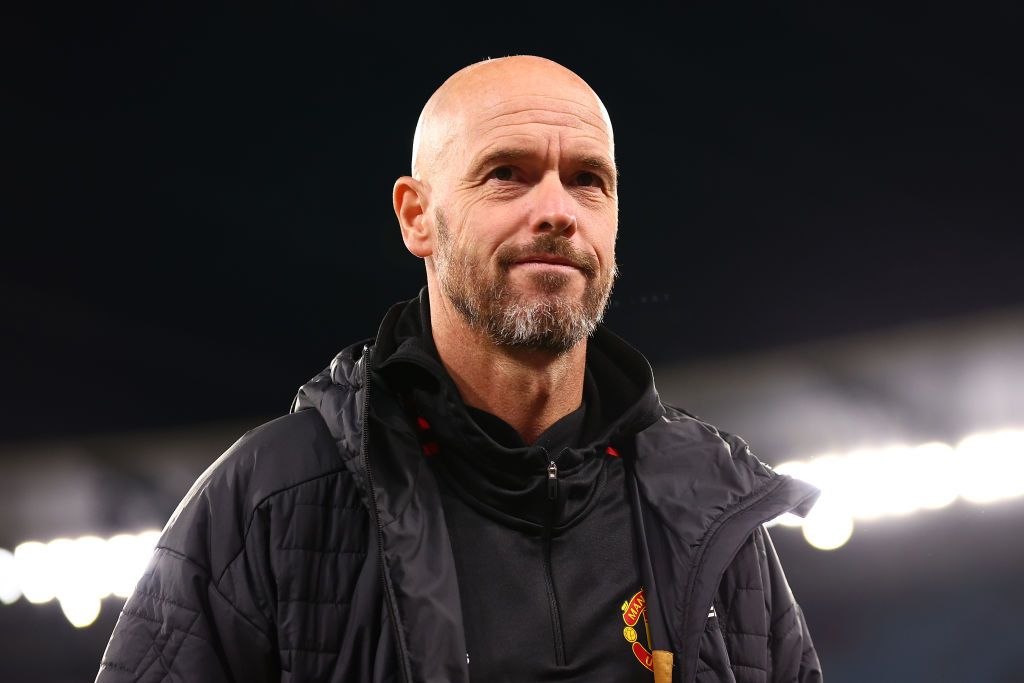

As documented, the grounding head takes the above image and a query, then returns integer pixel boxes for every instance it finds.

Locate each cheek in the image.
[587,209,618,263]
[460,201,526,249]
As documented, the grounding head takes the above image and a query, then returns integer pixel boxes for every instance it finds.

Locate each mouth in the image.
[513,255,581,269]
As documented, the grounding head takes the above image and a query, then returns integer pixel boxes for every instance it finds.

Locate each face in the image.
[429,71,620,354]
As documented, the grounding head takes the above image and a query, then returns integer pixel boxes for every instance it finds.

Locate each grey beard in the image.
[433,210,617,354]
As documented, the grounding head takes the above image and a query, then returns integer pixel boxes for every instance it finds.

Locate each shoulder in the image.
[159,409,364,577]
[635,402,818,529]
[637,402,775,482]
[183,408,350,514]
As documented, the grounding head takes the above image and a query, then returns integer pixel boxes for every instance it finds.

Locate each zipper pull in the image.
[547,460,559,500]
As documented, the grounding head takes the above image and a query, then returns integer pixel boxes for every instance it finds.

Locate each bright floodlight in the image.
[60,591,103,629]
[14,541,55,604]
[801,498,855,551]
[4,530,161,627]
[957,431,1024,504]
[0,548,21,605]
[907,442,959,510]
[106,533,156,598]
[63,535,111,626]
[770,428,1024,548]
[770,427,1024,550]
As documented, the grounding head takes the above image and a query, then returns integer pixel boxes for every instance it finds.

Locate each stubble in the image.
[432,210,617,354]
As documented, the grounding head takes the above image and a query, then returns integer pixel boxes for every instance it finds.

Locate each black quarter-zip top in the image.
[374,289,665,682]
[540,445,572,667]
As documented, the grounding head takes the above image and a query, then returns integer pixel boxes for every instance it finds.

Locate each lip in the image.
[513,256,580,269]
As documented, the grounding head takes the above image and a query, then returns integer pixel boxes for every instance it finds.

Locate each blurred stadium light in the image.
[658,308,1024,552]
[0,530,160,628]
[2,431,1021,626]
[2,427,1019,629]
[768,428,1024,549]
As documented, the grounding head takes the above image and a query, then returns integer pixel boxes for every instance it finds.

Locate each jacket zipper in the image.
[360,346,412,683]
[541,447,567,667]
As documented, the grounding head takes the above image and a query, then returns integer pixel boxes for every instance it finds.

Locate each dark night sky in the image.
[3,4,1022,441]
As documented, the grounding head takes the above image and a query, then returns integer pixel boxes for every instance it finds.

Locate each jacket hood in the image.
[375,287,665,443]
[294,288,666,531]
[292,287,665,465]
[371,288,667,530]
[289,332,371,483]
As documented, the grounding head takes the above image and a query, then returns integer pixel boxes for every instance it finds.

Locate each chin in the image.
[514,271,580,297]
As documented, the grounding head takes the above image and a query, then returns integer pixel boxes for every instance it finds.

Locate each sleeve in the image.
[761,528,823,683]
[95,547,278,683]
[96,439,280,683]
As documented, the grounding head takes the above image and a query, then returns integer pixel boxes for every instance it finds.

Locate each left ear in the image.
[393,176,433,258]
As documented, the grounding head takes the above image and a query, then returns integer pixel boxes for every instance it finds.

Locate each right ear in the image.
[393,176,433,258]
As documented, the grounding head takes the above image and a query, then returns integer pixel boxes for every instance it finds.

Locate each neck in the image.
[428,284,586,445]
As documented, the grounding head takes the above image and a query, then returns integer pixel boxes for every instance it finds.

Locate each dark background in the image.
[6,3,1022,441]
[2,3,1023,681]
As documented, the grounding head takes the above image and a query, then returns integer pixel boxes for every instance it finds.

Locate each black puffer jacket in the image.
[96,295,822,683]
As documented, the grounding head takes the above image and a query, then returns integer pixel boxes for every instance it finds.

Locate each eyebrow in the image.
[577,154,620,189]
[467,146,619,189]
[466,147,535,178]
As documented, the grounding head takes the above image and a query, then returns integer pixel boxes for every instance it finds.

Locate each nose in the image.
[531,171,577,237]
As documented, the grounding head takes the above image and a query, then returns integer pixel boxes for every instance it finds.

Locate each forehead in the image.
[457,84,614,162]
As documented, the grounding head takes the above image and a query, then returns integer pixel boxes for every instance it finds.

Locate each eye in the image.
[490,166,515,181]
[574,171,603,188]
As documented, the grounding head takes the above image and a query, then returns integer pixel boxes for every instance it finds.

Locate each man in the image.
[97,56,821,683]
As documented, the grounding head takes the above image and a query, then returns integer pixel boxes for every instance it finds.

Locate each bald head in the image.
[393,55,621,359]
[411,56,614,184]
